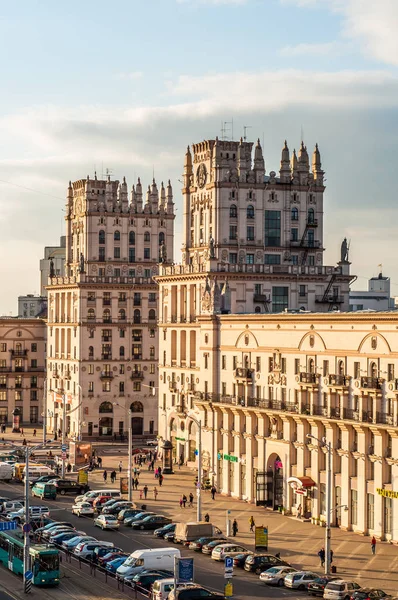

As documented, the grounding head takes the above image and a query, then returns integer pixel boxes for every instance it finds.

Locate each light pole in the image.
[114,403,132,502]
[61,391,67,478]
[185,413,202,521]
[75,383,83,441]
[42,377,47,445]
[0,439,51,594]
[307,434,332,574]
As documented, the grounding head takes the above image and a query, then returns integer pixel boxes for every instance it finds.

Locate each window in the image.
[256,357,261,372]
[31,359,37,368]
[150,346,155,359]
[99,230,105,244]
[299,284,306,297]
[89,346,94,358]
[149,328,155,338]
[129,231,135,245]
[229,225,237,240]
[131,400,143,412]
[222,355,226,370]
[30,376,37,388]
[272,286,288,313]
[233,356,237,370]
[99,401,113,412]
[144,269,151,278]
[102,381,111,392]
[366,493,374,530]
[0,391,6,401]
[246,205,254,219]
[99,247,105,262]
[264,254,281,265]
[204,354,208,369]
[388,363,394,381]
[354,362,360,379]
[134,292,141,306]
[30,390,37,401]
[291,207,298,221]
[132,344,142,359]
[159,232,165,245]
[144,248,150,259]
[144,231,150,242]
[308,208,315,223]
[133,381,141,392]
[119,346,125,358]
[103,309,111,323]
[0,344,6,352]
[229,253,237,264]
[88,292,95,302]
[308,255,315,266]
[265,210,281,246]
[320,483,326,516]
[247,226,255,241]
[114,230,120,241]
[148,309,156,321]
[114,247,121,259]
[129,248,136,263]
[246,254,255,264]
[291,255,298,265]
[119,309,126,321]
[88,365,94,374]
[15,390,22,401]
[119,329,125,338]
[88,382,94,393]
[31,343,37,352]
[291,228,298,242]
[351,490,358,525]
[149,292,156,303]
[384,498,392,535]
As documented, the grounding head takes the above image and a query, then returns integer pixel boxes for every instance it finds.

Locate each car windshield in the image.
[34,553,59,573]
[266,567,279,574]
[125,556,137,566]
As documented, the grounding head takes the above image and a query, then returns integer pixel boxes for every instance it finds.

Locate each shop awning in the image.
[287,476,316,489]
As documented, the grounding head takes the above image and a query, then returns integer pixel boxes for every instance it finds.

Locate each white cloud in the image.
[280,41,349,57]
[116,71,143,80]
[282,0,398,66]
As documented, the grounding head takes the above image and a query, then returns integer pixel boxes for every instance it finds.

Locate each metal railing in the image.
[328,374,350,386]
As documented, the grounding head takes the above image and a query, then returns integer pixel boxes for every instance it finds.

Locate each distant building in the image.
[0,317,46,427]
[18,294,47,318]
[349,272,394,311]
[40,236,66,296]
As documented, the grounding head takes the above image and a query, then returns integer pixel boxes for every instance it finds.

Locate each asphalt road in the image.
[0,480,309,600]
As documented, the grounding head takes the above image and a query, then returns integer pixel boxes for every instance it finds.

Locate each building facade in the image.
[350,272,394,312]
[46,175,174,439]
[0,317,46,427]
[18,294,47,318]
[156,138,397,541]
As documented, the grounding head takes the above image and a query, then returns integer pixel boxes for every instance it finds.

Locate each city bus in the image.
[0,529,60,586]
[13,462,47,481]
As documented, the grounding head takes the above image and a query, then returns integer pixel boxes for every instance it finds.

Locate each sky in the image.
[1,0,398,313]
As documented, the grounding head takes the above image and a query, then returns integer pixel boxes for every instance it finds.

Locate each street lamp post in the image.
[114,403,132,502]
[42,377,47,445]
[307,433,332,575]
[185,413,202,522]
[61,392,67,478]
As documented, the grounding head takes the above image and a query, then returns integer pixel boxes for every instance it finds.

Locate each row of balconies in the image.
[0,366,44,373]
[298,373,383,390]
[193,392,397,427]
[9,349,28,357]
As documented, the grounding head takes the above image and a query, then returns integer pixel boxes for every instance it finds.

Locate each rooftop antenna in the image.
[222,119,233,141]
[102,166,113,179]
[301,124,304,143]
[243,125,252,141]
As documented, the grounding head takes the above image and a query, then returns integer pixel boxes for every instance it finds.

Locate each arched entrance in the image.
[99,401,113,436]
[266,453,284,509]
[130,401,144,436]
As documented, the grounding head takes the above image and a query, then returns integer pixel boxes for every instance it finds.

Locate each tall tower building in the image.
[46,174,174,439]
[156,137,354,461]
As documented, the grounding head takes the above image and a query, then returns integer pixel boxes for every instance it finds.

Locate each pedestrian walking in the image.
[179,454,184,469]
[159,474,163,487]
[371,536,376,555]
[153,487,158,500]
[22,438,27,446]
[204,513,210,522]
[119,461,122,473]
[318,547,325,567]
[143,485,148,499]
[110,470,117,483]
[211,485,216,500]
[297,504,302,519]
[232,519,238,537]
[329,549,334,564]
[155,467,159,479]
[249,516,255,532]
[179,497,183,508]
[33,429,36,437]
[189,492,194,507]
[21,428,24,436]
[134,477,139,490]
[182,494,187,508]
[97,456,102,468]
[103,470,108,482]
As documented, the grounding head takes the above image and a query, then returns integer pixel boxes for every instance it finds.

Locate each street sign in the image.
[61,444,67,452]
[217,452,222,460]
[224,556,234,578]
[0,521,17,531]
[23,523,32,533]
[224,581,233,597]
[24,570,33,581]
[255,526,268,551]
[177,558,194,582]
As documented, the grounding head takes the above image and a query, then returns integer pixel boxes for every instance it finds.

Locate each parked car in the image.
[233,552,254,568]
[259,565,297,586]
[7,505,50,523]
[284,571,319,590]
[29,474,60,487]
[164,530,178,543]
[50,530,83,545]
[189,537,223,551]
[202,539,227,555]
[168,584,225,600]
[124,511,156,526]
[350,589,391,600]
[154,523,176,538]
[324,580,362,600]
[92,495,113,511]
[93,545,123,564]
[62,535,97,551]
[102,501,135,515]
[307,576,339,596]
[132,515,172,531]
[36,521,73,540]
[1,501,24,514]
[73,541,114,560]
[98,551,127,567]
[49,479,89,496]
[151,579,194,600]
[75,490,121,505]
[94,514,120,530]
[106,556,128,574]
[117,508,141,522]
[244,553,288,574]
[126,570,173,590]
[72,502,95,517]
[42,526,75,541]
[211,543,248,561]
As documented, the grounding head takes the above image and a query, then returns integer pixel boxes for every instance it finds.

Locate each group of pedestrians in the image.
[179,492,195,508]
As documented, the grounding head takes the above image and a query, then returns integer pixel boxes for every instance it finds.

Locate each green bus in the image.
[0,529,60,586]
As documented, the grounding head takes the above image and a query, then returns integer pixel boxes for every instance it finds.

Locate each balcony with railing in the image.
[375,412,395,426]
[10,350,28,357]
[100,371,114,380]
[234,368,254,380]
[130,371,144,380]
[298,372,318,385]
[101,354,112,360]
[253,294,270,303]
[187,383,196,392]
[315,294,344,304]
[169,382,178,391]
[328,374,350,387]
[360,377,383,390]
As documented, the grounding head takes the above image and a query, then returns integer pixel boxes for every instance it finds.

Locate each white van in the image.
[22,466,55,484]
[117,548,180,580]
[151,579,192,600]
[0,462,13,482]
[75,489,121,504]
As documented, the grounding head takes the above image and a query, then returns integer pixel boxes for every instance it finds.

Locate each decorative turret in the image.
[238,137,251,181]
[151,178,159,210]
[130,184,136,213]
[279,140,291,182]
[291,149,298,179]
[253,139,265,181]
[166,179,174,214]
[119,176,128,212]
[312,143,324,185]
[135,177,143,212]
[298,141,309,171]
[160,181,166,211]
[105,175,114,211]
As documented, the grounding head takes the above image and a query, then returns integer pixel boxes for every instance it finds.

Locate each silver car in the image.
[324,580,361,600]
[284,571,319,590]
[259,565,297,586]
